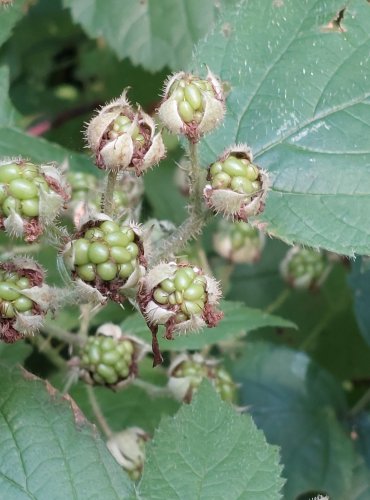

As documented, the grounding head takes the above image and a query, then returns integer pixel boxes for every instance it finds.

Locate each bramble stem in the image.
[132,379,172,397]
[349,388,370,418]
[265,288,291,314]
[103,170,118,217]
[86,385,113,438]
[0,243,41,259]
[151,141,209,264]
[29,335,67,369]
[41,323,83,347]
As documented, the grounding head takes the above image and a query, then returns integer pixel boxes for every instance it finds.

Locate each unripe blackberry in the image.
[203,145,269,221]
[79,323,150,387]
[0,258,52,342]
[107,427,150,480]
[280,246,330,290]
[67,171,98,204]
[139,262,223,339]
[168,353,237,403]
[62,216,145,304]
[0,158,69,242]
[158,69,225,143]
[86,91,165,175]
[213,220,266,263]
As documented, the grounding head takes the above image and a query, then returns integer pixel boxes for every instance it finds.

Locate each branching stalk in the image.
[86,385,113,438]
[103,170,118,217]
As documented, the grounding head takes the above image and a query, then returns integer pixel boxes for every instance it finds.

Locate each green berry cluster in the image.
[169,76,214,124]
[80,335,135,385]
[0,270,34,319]
[230,222,260,251]
[153,266,207,324]
[0,161,51,219]
[68,171,98,203]
[108,115,145,145]
[173,358,237,403]
[286,247,327,286]
[68,220,140,283]
[209,155,262,195]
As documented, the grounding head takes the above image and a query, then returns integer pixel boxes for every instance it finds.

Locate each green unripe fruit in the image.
[97,262,118,281]
[85,228,105,240]
[9,179,38,200]
[1,301,15,318]
[13,296,33,312]
[153,288,169,304]
[211,172,231,189]
[210,162,223,176]
[88,345,101,364]
[110,246,132,264]
[121,227,135,243]
[100,337,116,351]
[118,263,134,278]
[96,364,118,384]
[77,264,96,282]
[0,184,6,204]
[126,242,139,258]
[0,163,20,183]
[104,231,130,247]
[181,300,203,316]
[178,101,194,123]
[231,176,254,194]
[0,282,21,301]
[183,284,205,301]
[172,87,184,102]
[2,197,21,216]
[17,277,30,289]
[222,157,245,177]
[73,239,90,266]
[116,115,131,127]
[184,84,202,110]
[88,242,110,264]
[245,163,259,181]
[21,198,39,217]
[101,350,121,365]
[100,220,120,233]
[160,279,176,293]
[174,269,193,291]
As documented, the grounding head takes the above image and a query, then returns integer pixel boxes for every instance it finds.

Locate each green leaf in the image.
[63,0,226,72]
[0,365,134,499]
[231,342,355,500]
[69,382,179,435]
[0,340,32,366]
[121,300,296,351]
[139,380,284,499]
[349,257,370,348]
[195,0,370,256]
[0,0,26,48]
[0,65,18,126]
[0,126,94,171]
[346,413,370,499]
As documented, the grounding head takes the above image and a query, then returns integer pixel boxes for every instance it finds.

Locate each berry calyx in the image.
[203,145,269,221]
[158,70,225,143]
[139,262,223,341]
[280,246,330,289]
[0,258,52,343]
[168,353,238,403]
[0,159,69,242]
[86,91,165,174]
[107,427,150,480]
[213,220,266,263]
[63,218,145,303]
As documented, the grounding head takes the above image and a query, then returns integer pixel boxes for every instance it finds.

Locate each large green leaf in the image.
[139,380,284,499]
[0,126,94,171]
[347,413,370,499]
[121,300,295,351]
[348,257,370,348]
[0,65,18,126]
[231,342,355,500]
[0,0,26,48]
[0,365,134,499]
[0,340,32,366]
[69,382,179,435]
[195,0,370,256]
[63,0,227,72]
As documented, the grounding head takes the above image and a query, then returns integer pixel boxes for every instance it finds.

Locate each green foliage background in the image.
[0,0,370,498]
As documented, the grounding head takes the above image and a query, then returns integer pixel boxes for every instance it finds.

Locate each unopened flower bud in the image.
[0,158,69,242]
[168,353,237,403]
[0,258,53,342]
[214,220,265,263]
[62,215,146,305]
[158,69,225,143]
[203,145,269,221]
[86,91,165,175]
[79,323,150,388]
[280,246,330,289]
[139,262,223,340]
[107,427,150,480]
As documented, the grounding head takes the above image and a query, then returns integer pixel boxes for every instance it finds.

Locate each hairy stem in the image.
[103,170,118,217]
[29,335,67,369]
[132,379,172,397]
[41,323,83,347]
[265,288,291,314]
[86,385,113,438]
[151,141,209,264]
[0,243,41,259]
